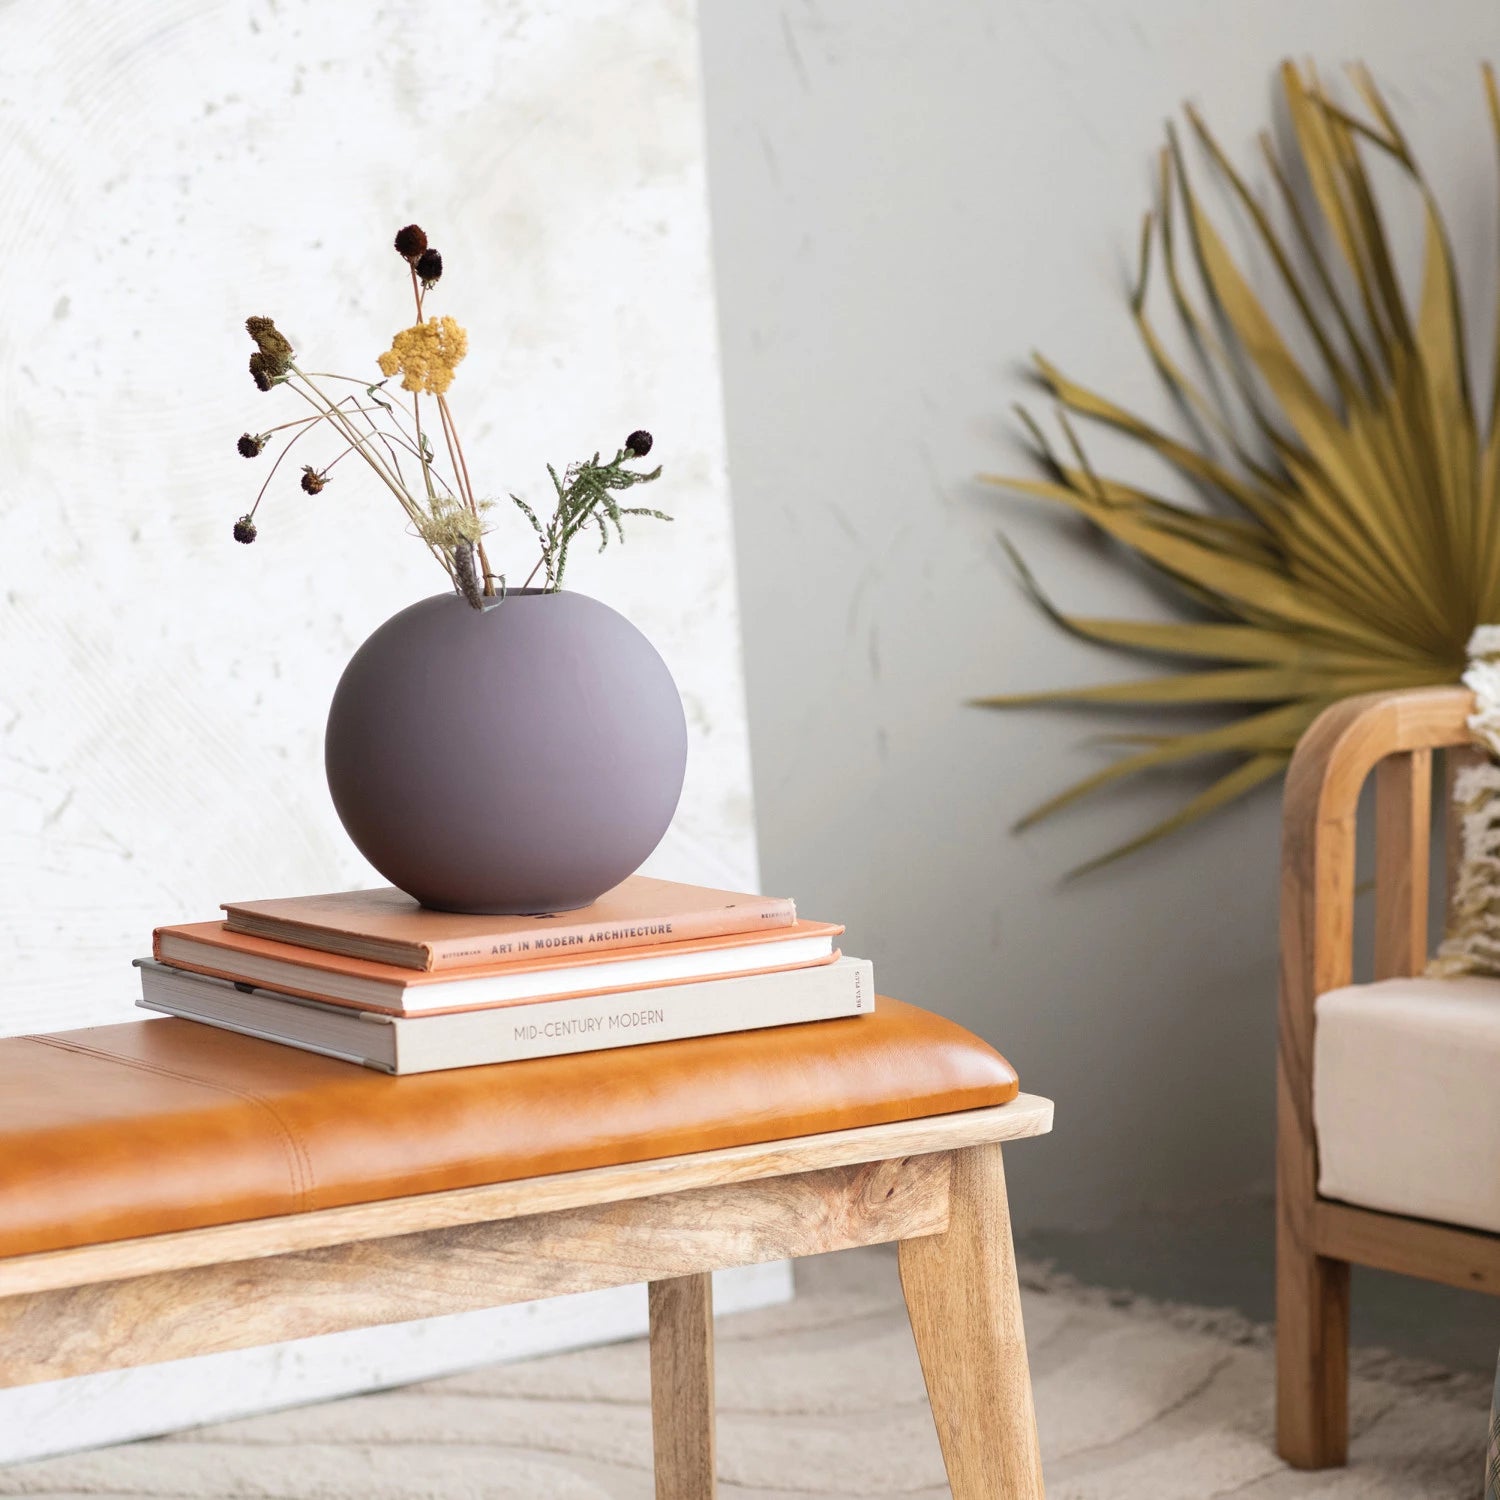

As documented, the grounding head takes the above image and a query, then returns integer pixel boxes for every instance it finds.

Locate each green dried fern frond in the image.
[980,59,1497,872]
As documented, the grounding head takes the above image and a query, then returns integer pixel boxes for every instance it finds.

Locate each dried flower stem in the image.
[284,373,454,576]
[348,380,457,493]
[433,396,467,507]
[294,369,409,491]
[303,372,428,454]
[435,393,494,594]
[394,269,437,498]
[285,380,408,514]
[410,397,438,499]
[258,412,335,439]
[436,394,478,511]
[298,366,466,577]
[247,402,345,517]
[350,408,414,491]
[257,404,395,444]
[322,442,363,472]
[246,393,415,519]
[398,267,448,539]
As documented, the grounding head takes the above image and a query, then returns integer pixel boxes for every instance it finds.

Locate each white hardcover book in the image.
[134,956,875,1073]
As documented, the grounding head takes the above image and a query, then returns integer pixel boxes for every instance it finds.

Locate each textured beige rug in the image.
[0,1246,1489,1498]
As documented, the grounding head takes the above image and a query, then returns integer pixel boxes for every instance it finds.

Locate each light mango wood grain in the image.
[1275,1214,1349,1471]
[0,1154,950,1389]
[1277,685,1471,1469]
[649,1273,717,1500]
[1315,1201,1500,1295]
[0,1096,1053,1300]
[1374,749,1431,980]
[898,1143,1045,1499]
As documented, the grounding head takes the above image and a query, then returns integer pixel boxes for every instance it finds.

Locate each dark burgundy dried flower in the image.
[237,432,265,458]
[300,465,328,495]
[248,351,273,391]
[415,248,443,288]
[394,224,428,261]
[232,515,257,544]
[624,430,653,458]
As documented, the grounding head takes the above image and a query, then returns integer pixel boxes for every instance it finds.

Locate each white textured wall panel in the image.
[0,0,756,1035]
[0,0,770,1455]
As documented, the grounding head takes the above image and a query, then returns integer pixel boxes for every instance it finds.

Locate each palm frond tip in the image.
[985,60,1497,869]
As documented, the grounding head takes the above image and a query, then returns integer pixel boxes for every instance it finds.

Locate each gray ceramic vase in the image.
[325,589,688,914]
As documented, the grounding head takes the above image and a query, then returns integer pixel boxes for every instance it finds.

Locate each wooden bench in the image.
[0,997,1052,1497]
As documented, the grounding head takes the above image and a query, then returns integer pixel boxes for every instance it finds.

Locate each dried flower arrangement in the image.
[232,224,669,607]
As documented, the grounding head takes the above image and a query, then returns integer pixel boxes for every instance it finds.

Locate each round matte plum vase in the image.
[325,589,687,914]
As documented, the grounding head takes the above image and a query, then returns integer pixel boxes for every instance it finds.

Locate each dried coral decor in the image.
[0,1005,1052,1497]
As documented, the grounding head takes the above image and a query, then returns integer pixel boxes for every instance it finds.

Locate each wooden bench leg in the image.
[1276,1214,1349,1468]
[898,1143,1045,1498]
[649,1271,716,1499]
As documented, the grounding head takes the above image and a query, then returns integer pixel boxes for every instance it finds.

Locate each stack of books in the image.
[137,877,871,1074]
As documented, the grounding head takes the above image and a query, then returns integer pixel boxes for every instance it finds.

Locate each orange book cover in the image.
[221,877,797,972]
[152,918,845,1016]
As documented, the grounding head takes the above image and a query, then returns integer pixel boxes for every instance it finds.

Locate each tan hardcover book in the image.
[151,919,845,1016]
[221,877,797,972]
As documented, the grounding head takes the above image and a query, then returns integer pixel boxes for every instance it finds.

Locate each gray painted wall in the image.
[701,0,1500,1232]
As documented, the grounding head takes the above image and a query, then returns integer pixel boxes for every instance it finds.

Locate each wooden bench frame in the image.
[1277,683,1499,1468]
[0,1094,1053,1497]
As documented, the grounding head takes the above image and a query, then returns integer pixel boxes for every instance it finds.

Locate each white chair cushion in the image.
[1315,976,1500,1233]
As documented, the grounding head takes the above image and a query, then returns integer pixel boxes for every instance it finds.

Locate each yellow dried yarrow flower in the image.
[376,315,468,395]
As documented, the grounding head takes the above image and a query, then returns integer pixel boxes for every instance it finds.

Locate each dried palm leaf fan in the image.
[980,60,1500,872]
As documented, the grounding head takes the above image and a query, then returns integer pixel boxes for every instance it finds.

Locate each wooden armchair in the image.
[1277,683,1500,1468]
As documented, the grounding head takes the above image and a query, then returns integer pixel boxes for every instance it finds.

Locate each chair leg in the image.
[648,1271,716,1500]
[1276,1213,1349,1468]
[898,1143,1045,1498]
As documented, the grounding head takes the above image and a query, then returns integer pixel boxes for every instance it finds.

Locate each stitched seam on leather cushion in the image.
[24,1036,315,1208]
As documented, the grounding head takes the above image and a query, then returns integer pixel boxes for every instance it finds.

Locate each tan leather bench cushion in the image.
[0,999,1017,1258]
